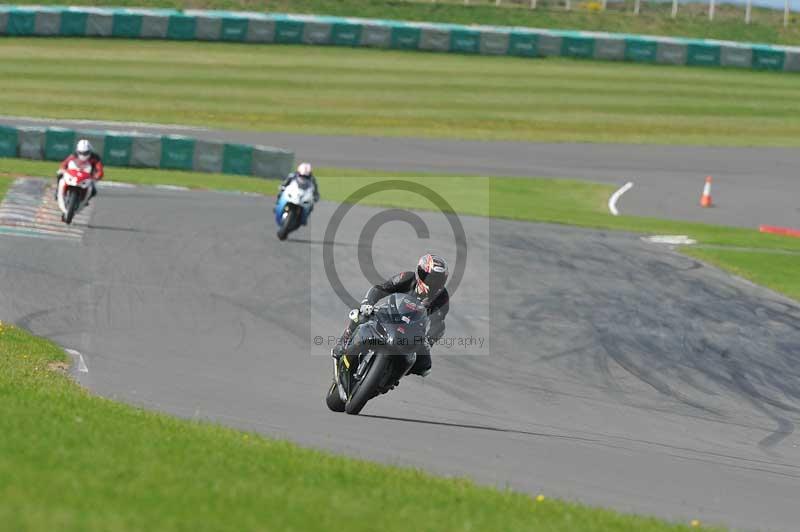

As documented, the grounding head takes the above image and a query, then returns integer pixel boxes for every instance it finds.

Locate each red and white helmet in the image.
[296,162,312,177]
[415,254,448,300]
[76,139,93,162]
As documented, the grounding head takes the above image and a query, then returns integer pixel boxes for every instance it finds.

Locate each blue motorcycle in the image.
[274,179,316,240]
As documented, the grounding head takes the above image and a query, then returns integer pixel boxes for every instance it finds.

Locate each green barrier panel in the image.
[103,134,133,167]
[274,19,304,44]
[60,11,88,36]
[7,9,35,35]
[221,17,248,41]
[687,43,720,66]
[44,129,76,161]
[112,13,143,38]
[450,29,480,54]
[222,144,254,176]
[753,48,785,70]
[0,126,18,158]
[160,136,195,170]
[562,35,595,59]
[508,32,537,57]
[625,39,657,63]
[167,14,196,40]
[331,22,361,46]
[391,26,421,50]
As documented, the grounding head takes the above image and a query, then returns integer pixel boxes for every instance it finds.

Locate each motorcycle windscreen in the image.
[295,177,312,189]
[374,294,427,325]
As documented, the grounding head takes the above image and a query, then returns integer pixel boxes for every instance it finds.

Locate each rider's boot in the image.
[409,351,432,377]
[86,184,97,206]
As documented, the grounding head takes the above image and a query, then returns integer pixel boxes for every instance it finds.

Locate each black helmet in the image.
[415,254,448,301]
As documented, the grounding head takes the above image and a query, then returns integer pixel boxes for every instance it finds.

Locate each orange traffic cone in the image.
[700,176,713,207]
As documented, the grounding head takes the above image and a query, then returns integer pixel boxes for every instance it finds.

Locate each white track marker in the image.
[65,348,89,373]
[154,184,190,191]
[99,181,137,189]
[643,235,697,245]
[608,181,634,216]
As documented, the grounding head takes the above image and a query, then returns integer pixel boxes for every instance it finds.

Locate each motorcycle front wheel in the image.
[64,188,79,225]
[325,381,346,412]
[345,354,391,415]
[277,207,296,241]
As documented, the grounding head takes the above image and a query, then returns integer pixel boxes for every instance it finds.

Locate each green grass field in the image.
[0,323,714,532]
[0,176,12,201]
[2,158,799,300]
[18,0,800,45]
[1,39,799,146]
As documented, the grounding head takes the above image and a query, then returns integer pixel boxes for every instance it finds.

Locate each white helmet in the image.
[296,162,312,177]
[76,139,93,162]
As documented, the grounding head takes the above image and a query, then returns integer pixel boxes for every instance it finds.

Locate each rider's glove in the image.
[359,303,373,317]
[424,336,435,349]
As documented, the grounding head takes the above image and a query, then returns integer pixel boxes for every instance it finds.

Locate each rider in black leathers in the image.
[331,254,449,377]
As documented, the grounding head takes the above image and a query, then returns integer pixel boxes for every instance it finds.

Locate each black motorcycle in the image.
[326,293,429,415]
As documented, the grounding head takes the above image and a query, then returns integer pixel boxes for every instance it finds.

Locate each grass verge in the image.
[1,39,799,146]
[683,247,800,301]
[17,0,800,46]
[2,157,798,299]
[0,175,12,201]
[0,322,712,531]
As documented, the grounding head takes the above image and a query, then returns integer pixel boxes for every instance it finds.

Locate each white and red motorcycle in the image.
[57,160,97,225]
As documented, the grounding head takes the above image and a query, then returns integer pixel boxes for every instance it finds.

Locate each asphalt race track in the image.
[3,116,800,229]
[1,183,800,530]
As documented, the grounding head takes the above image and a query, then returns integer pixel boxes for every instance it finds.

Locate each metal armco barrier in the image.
[0,124,295,179]
[1,6,798,73]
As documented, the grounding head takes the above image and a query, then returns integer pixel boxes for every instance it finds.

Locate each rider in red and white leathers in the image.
[55,139,104,201]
